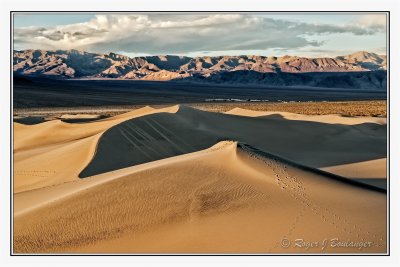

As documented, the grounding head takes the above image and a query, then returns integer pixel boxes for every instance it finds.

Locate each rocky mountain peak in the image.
[13,49,387,80]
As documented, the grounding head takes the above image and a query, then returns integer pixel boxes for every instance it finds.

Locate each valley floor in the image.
[13,100,387,125]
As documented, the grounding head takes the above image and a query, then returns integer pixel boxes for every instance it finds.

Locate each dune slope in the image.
[81,105,386,178]
[13,105,179,193]
[13,141,386,253]
[225,107,387,125]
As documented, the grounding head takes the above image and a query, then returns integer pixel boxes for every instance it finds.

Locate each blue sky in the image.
[13,13,387,57]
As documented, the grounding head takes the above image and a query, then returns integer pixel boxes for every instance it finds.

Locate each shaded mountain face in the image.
[13,50,387,89]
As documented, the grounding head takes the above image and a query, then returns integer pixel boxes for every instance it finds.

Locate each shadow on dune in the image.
[79,105,387,178]
[13,116,46,125]
[237,143,386,193]
[14,115,111,125]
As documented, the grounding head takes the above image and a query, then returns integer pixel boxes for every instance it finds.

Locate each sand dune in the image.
[321,158,387,190]
[81,105,386,177]
[14,105,177,152]
[13,105,387,253]
[225,107,387,125]
[13,105,178,192]
[13,141,386,253]
[226,108,387,189]
[322,158,387,179]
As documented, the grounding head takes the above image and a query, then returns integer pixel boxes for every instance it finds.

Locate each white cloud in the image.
[13,14,387,54]
[353,14,387,29]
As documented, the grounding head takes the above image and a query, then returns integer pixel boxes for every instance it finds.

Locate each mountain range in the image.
[13,50,387,89]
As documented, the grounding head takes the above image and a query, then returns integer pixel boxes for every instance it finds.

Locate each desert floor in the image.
[13,103,387,254]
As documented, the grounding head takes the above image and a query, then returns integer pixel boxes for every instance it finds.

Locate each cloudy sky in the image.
[13,13,387,57]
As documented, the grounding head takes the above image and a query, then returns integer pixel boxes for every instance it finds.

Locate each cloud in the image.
[13,14,387,54]
[353,14,387,29]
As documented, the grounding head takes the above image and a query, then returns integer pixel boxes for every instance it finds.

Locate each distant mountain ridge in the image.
[13,50,387,89]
